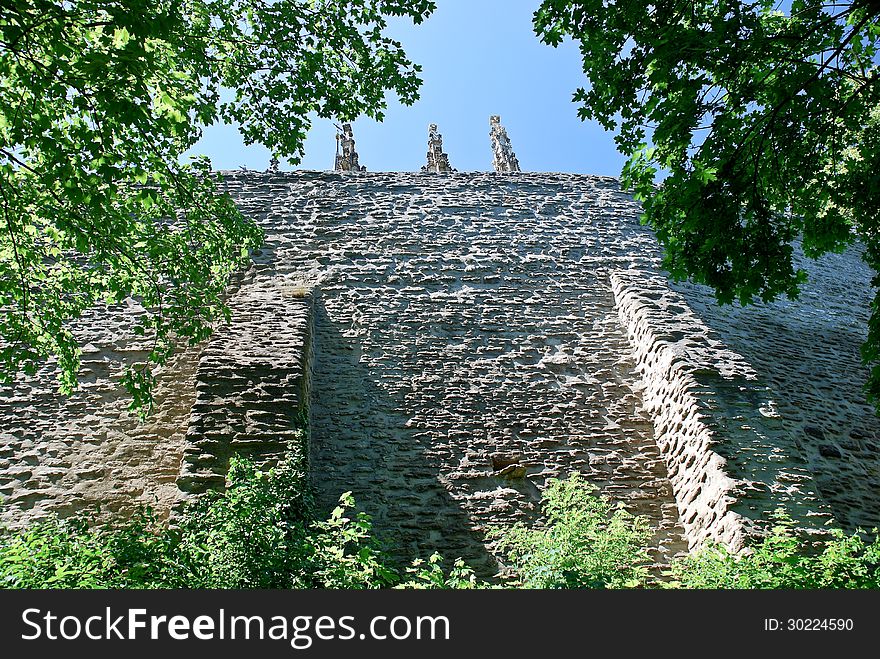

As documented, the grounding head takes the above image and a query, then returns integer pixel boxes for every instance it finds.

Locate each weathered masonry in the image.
[1,172,878,574]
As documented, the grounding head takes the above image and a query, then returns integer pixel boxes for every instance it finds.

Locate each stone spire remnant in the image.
[489,115,520,173]
[335,123,366,172]
[421,123,455,173]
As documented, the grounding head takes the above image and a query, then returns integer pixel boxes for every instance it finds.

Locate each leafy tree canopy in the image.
[0,0,434,409]
[535,1,880,406]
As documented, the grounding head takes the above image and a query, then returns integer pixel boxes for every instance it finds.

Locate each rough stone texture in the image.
[612,271,834,550]
[222,171,690,570]
[177,269,313,496]
[670,245,880,535]
[2,170,878,576]
[0,303,199,527]
[218,170,880,563]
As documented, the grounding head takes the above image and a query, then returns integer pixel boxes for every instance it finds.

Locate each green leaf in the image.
[0,0,433,410]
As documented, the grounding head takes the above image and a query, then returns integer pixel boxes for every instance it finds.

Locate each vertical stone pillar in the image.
[335,123,366,172]
[489,115,521,173]
[177,277,313,496]
[421,123,455,173]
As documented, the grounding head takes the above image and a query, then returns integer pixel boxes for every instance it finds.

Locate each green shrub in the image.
[169,452,315,589]
[0,507,179,589]
[668,512,880,589]
[0,443,397,589]
[6,459,879,590]
[494,473,652,588]
[396,553,488,589]
[301,491,398,589]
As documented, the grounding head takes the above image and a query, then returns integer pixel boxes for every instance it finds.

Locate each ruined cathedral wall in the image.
[0,300,202,527]
[671,245,880,535]
[218,171,689,569]
[612,236,880,549]
[2,170,879,567]
[0,233,316,527]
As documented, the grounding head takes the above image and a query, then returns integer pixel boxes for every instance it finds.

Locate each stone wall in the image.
[0,303,200,527]
[612,271,834,550]
[2,170,878,575]
[0,251,315,526]
[177,268,313,496]
[671,246,880,535]
[220,171,687,571]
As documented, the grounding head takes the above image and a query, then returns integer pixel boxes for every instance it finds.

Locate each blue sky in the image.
[189,0,626,175]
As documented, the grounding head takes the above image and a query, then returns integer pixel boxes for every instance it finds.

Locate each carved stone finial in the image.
[421,123,455,173]
[489,115,520,173]
[335,123,366,172]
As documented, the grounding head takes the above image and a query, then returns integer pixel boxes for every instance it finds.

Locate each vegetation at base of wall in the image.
[395,554,486,590]
[667,515,880,589]
[494,475,880,589]
[2,462,879,589]
[492,473,653,588]
[0,432,398,589]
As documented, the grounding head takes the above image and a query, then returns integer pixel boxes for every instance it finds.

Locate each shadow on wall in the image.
[307,294,500,577]
[681,294,880,535]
